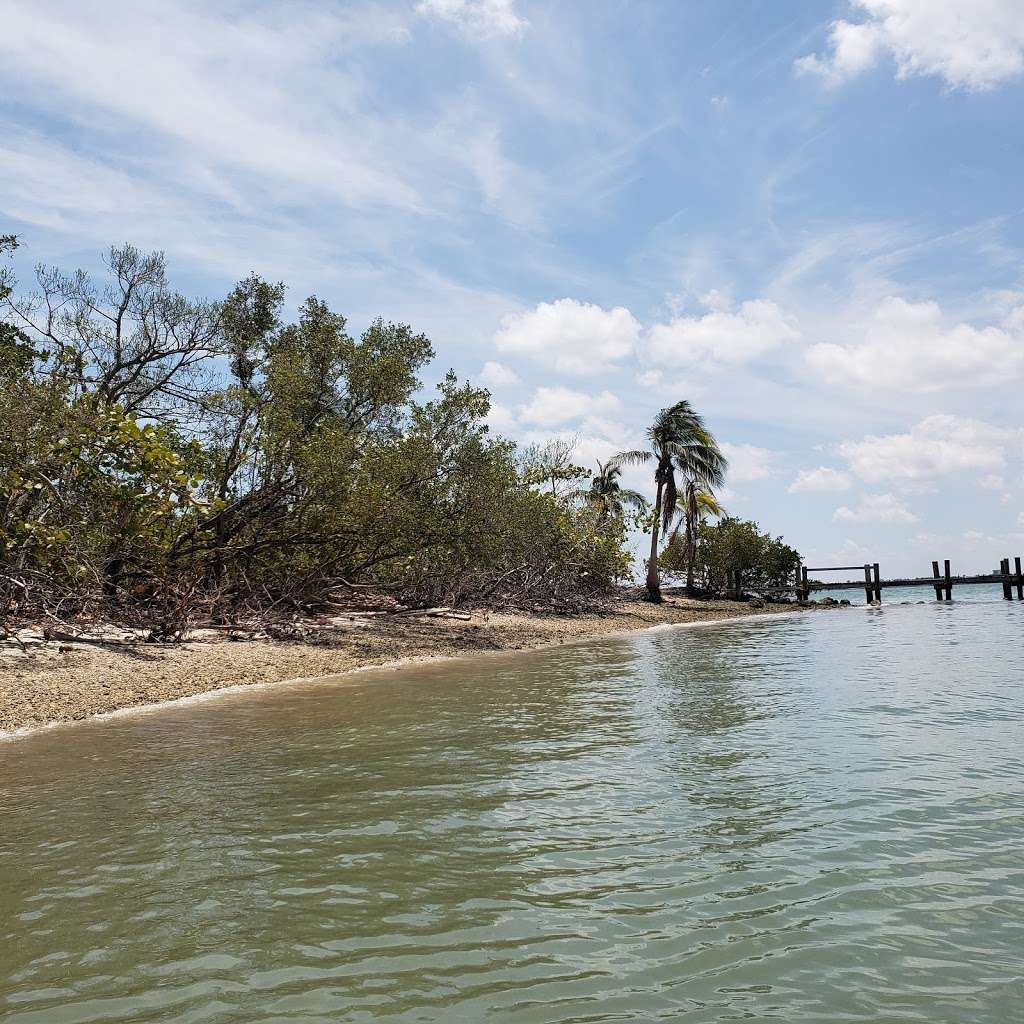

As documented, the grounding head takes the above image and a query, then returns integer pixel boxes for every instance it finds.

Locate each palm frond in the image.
[619,488,650,512]
[612,449,651,467]
[661,469,678,531]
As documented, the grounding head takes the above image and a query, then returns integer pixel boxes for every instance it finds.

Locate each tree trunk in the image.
[685,497,696,593]
[646,478,663,603]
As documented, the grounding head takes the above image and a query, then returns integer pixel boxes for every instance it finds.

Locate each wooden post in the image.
[863,564,873,605]
[801,566,809,604]
[1016,557,1023,601]
[872,563,882,604]
[735,568,743,600]
[1001,558,1012,600]
[931,560,943,601]
[943,559,952,601]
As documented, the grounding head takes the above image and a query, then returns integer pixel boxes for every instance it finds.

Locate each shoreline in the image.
[1,598,799,739]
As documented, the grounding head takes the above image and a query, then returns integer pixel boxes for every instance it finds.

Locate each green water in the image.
[2,602,1023,1022]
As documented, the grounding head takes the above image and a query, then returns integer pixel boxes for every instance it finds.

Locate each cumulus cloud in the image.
[645,298,799,370]
[495,299,641,375]
[806,296,1024,393]
[416,0,527,39]
[796,0,1024,91]
[837,415,1020,484]
[479,360,520,387]
[788,466,854,493]
[518,386,621,427]
[485,401,518,434]
[833,493,918,524]
[721,442,777,482]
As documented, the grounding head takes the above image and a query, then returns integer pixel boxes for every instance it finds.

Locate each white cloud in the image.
[833,493,918,524]
[796,0,1024,91]
[788,466,854,493]
[416,0,527,39]
[806,296,1024,393]
[837,416,1020,484]
[721,442,777,482]
[495,298,641,375]
[634,369,706,399]
[715,486,744,506]
[519,386,621,427]
[479,360,520,387]
[485,401,518,434]
[646,297,799,370]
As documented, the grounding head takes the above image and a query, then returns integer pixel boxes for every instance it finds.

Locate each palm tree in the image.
[616,400,727,603]
[582,458,649,525]
[680,482,725,592]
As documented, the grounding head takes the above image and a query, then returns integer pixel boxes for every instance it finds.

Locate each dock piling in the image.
[789,557,1024,602]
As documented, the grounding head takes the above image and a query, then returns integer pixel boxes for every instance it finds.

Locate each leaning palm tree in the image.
[583,458,649,525]
[616,401,727,603]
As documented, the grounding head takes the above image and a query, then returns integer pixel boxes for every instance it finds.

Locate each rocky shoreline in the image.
[0,597,797,735]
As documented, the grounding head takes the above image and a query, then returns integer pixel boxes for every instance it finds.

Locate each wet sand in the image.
[0,598,794,734]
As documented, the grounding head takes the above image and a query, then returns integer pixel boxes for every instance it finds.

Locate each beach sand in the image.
[0,597,796,734]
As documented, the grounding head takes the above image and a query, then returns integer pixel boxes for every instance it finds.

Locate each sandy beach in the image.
[0,597,795,734]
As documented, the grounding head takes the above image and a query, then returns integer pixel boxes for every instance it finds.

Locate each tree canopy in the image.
[1,242,636,633]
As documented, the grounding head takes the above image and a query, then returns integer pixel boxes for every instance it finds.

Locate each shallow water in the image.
[2,601,1023,1022]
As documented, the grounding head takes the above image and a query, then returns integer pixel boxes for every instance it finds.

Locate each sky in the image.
[2,0,1024,578]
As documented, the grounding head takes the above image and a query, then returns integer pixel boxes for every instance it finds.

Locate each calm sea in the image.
[2,597,1022,1022]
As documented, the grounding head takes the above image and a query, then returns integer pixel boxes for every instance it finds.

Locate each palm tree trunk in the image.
[685,492,696,593]
[646,478,663,603]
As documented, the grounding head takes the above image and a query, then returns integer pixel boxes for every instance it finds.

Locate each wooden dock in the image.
[790,558,1024,604]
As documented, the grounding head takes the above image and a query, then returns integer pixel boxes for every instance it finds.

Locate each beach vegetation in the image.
[615,401,727,603]
[1,242,643,630]
[662,516,800,597]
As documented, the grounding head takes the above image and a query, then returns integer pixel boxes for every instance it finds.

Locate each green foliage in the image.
[0,236,37,380]
[1,242,631,625]
[662,516,800,596]
[616,399,728,602]
[581,458,649,528]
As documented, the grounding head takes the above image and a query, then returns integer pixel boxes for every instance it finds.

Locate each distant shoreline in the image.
[1,598,798,738]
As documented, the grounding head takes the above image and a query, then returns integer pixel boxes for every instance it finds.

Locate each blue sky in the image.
[2,0,1024,577]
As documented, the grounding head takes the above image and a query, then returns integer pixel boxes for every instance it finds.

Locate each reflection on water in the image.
[2,602,1024,1022]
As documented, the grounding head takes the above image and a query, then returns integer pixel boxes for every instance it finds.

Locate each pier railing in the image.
[785,557,1024,604]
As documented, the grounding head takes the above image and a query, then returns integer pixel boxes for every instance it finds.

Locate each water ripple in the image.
[2,601,1023,1021]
